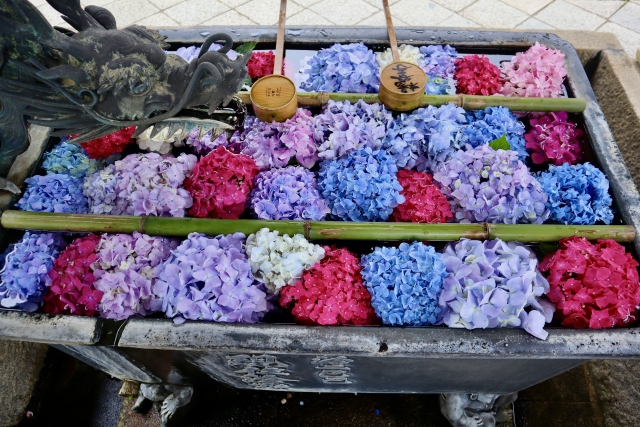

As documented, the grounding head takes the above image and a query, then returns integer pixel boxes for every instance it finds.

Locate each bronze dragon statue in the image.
[0,0,251,191]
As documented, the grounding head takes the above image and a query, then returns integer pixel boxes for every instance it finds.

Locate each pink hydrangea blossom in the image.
[501,42,567,98]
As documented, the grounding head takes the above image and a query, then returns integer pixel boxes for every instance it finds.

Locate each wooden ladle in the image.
[378,0,427,111]
[249,0,297,122]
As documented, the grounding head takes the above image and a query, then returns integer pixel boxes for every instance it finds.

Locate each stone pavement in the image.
[33,0,640,57]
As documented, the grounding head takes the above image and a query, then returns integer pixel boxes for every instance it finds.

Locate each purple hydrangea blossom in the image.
[17,174,89,214]
[84,153,197,217]
[536,162,614,225]
[382,104,467,170]
[185,129,233,155]
[419,45,458,95]
[438,239,555,340]
[460,107,528,159]
[312,100,392,161]
[432,144,549,224]
[361,242,447,326]
[150,232,270,324]
[318,147,405,222]
[0,232,66,312]
[251,166,330,221]
[301,43,380,93]
[233,109,318,170]
[169,43,239,62]
[93,233,178,320]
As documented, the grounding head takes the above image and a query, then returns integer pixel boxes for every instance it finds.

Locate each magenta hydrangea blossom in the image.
[432,144,549,224]
[525,111,583,165]
[93,233,177,320]
[233,109,318,170]
[84,152,197,217]
[150,232,270,324]
[251,166,330,221]
[438,239,555,340]
[311,100,392,160]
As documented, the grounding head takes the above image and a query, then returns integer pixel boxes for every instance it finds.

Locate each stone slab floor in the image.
[33,0,640,58]
[12,347,640,427]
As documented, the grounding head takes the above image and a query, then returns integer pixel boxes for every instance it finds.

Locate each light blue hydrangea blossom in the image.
[419,45,458,95]
[42,142,99,178]
[361,242,447,326]
[17,174,89,214]
[438,239,555,340]
[536,162,614,225]
[301,42,380,93]
[0,232,66,311]
[459,107,528,159]
[317,147,404,222]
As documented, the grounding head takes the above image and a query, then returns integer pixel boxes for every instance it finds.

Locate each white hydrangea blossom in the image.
[136,127,185,154]
[376,44,422,69]
[245,228,325,294]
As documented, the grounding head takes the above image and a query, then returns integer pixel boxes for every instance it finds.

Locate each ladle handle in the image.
[274,0,287,76]
[382,0,399,62]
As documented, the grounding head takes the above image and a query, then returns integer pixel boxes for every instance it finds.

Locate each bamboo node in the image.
[139,215,147,234]
[303,220,311,240]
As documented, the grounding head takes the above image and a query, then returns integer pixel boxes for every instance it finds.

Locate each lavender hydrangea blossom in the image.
[361,242,447,326]
[300,43,380,93]
[312,100,392,160]
[42,142,99,178]
[84,153,197,217]
[536,162,614,225]
[432,144,549,224]
[234,110,318,170]
[419,45,458,95]
[251,166,330,221]
[93,233,177,320]
[438,239,555,340]
[0,232,66,312]
[17,174,89,214]
[382,104,467,170]
[150,232,270,324]
[318,147,404,222]
[185,129,233,155]
[460,107,528,159]
[168,43,239,62]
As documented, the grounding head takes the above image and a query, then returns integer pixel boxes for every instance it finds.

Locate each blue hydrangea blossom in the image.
[361,242,447,326]
[42,142,99,178]
[459,107,528,159]
[17,174,89,213]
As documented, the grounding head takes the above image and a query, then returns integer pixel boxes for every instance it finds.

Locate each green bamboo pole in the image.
[1,211,635,243]
[236,91,586,113]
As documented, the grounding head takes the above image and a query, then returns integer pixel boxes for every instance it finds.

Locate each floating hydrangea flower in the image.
[460,107,527,159]
[432,144,549,224]
[251,166,329,221]
[525,111,583,165]
[454,54,503,96]
[439,239,554,340]
[501,42,567,98]
[136,126,185,154]
[246,228,325,294]
[361,242,447,326]
[312,100,392,160]
[247,51,284,79]
[42,142,99,178]
[43,234,103,316]
[390,170,452,223]
[185,147,258,219]
[81,127,136,159]
[536,162,613,225]
[235,109,318,170]
[300,42,380,93]
[376,44,422,68]
[419,45,458,95]
[85,152,196,217]
[0,232,66,312]
[185,129,232,155]
[318,147,404,222]
[280,246,378,326]
[382,104,467,170]
[17,174,88,214]
[93,233,177,320]
[541,236,640,329]
[169,43,238,62]
[150,232,269,324]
